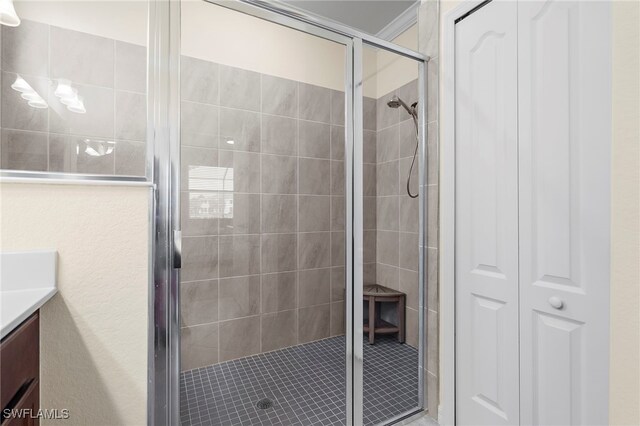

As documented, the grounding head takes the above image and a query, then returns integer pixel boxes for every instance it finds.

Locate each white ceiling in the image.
[281,0,419,36]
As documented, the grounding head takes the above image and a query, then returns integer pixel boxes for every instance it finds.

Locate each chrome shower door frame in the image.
[149,1,429,425]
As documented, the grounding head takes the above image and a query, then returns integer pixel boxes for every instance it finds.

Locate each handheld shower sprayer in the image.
[387,96,419,198]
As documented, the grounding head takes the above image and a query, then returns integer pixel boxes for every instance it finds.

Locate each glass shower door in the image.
[177,2,353,425]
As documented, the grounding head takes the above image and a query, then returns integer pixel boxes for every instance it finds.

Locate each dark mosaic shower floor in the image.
[180,335,419,426]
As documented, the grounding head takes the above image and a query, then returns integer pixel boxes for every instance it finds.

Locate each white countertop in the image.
[0,251,58,339]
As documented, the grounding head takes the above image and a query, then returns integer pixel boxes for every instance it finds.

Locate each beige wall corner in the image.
[611,1,640,424]
[0,183,150,426]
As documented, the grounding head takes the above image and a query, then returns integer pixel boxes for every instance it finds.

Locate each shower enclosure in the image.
[150,1,429,424]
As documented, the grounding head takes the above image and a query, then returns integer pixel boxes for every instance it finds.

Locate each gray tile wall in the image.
[0,19,146,176]
[419,0,440,418]
[179,57,376,370]
[374,79,421,352]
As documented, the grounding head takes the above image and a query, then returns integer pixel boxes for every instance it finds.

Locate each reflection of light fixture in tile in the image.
[10,75,48,108]
[226,139,235,145]
[83,139,115,157]
[54,79,86,113]
[0,0,20,27]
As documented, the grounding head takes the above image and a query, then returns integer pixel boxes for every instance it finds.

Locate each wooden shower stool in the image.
[363,284,405,344]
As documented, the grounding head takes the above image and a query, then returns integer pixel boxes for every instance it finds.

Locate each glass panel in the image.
[362,41,422,425]
[179,3,348,425]
[0,1,148,177]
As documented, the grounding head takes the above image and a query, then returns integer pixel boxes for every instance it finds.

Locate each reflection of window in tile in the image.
[188,166,234,219]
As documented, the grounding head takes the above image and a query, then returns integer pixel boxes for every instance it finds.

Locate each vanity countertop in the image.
[0,251,57,339]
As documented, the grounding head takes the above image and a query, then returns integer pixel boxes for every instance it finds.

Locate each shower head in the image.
[387,95,417,118]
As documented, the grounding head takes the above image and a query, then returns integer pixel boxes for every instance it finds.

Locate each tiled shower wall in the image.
[0,20,146,175]
[178,54,379,370]
[374,79,422,350]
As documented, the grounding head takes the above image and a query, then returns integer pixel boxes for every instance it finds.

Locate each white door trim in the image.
[440,2,491,424]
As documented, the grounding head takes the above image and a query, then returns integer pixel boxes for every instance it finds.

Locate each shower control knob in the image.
[549,296,564,310]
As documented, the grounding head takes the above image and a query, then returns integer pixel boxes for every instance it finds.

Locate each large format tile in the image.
[298,304,330,343]
[219,107,260,152]
[219,65,260,112]
[330,89,345,125]
[330,301,345,336]
[299,83,330,123]
[181,191,219,236]
[261,154,297,194]
[49,83,115,139]
[299,120,330,159]
[377,263,399,289]
[180,279,218,327]
[49,134,115,174]
[427,248,438,312]
[115,41,146,93]
[261,115,297,155]
[298,268,330,308]
[399,232,419,272]
[331,231,345,267]
[377,160,399,196]
[400,119,418,159]
[181,56,218,105]
[399,269,419,310]
[363,130,377,164]
[377,195,400,231]
[218,234,261,278]
[330,125,345,161]
[218,275,260,320]
[377,125,399,163]
[363,96,377,131]
[261,233,297,273]
[181,101,218,148]
[218,316,260,361]
[2,72,49,132]
[261,310,297,352]
[115,91,146,141]
[261,194,297,233]
[115,140,146,176]
[298,232,331,269]
[330,160,345,196]
[377,230,399,267]
[219,193,260,235]
[181,322,218,370]
[50,26,114,87]
[298,195,330,232]
[219,150,260,193]
[182,236,219,281]
[330,267,345,302]
[331,195,345,231]
[261,271,297,313]
[364,196,377,230]
[0,129,47,171]
[363,230,377,264]
[2,19,49,77]
[261,75,297,118]
[181,146,218,191]
[400,195,419,233]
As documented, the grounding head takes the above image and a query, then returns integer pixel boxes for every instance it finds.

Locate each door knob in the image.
[549,296,564,309]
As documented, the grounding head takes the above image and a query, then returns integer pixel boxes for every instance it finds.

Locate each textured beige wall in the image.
[610,1,640,424]
[0,183,150,426]
[437,0,640,422]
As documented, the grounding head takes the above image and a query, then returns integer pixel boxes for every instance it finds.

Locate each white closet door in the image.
[454,2,519,424]
[518,1,611,425]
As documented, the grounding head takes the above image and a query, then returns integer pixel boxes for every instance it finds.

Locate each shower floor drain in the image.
[256,398,274,410]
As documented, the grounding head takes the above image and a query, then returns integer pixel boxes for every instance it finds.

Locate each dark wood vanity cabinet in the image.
[1,313,40,426]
